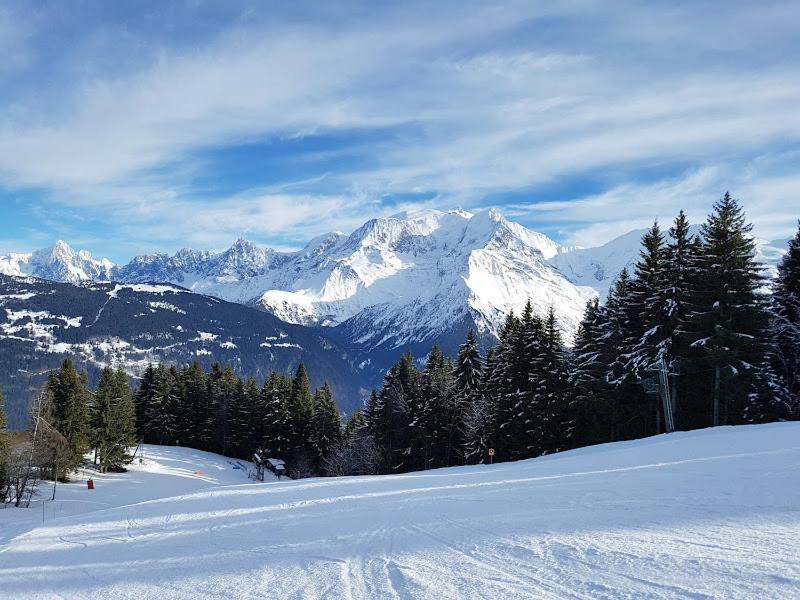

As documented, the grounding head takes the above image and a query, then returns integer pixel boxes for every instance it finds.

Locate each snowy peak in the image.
[0,240,115,284]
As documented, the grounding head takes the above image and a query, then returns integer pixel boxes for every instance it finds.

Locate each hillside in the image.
[0,275,367,429]
[1,423,798,598]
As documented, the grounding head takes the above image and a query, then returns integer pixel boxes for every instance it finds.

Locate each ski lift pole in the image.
[657,357,675,433]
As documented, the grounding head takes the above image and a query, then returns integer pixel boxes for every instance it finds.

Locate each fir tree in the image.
[682,193,773,425]
[46,359,90,479]
[569,297,613,447]
[288,364,313,457]
[91,368,137,473]
[772,222,800,417]
[133,364,156,442]
[528,307,570,455]
[309,383,341,469]
[0,388,8,498]
[450,330,483,466]
[259,372,292,458]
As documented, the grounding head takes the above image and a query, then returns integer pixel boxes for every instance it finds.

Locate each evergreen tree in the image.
[419,346,454,469]
[772,222,800,417]
[45,359,90,479]
[309,383,341,469]
[343,410,367,440]
[488,311,523,462]
[464,347,495,463]
[226,377,256,459]
[133,364,156,442]
[569,297,613,447]
[681,193,773,425]
[288,364,313,457]
[91,368,137,473]
[0,388,8,498]
[259,372,292,458]
[450,331,483,466]
[527,307,570,455]
[182,361,208,449]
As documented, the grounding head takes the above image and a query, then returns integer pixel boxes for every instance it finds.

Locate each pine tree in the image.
[488,311,523,462]
[259,372,292,458]
[182,361,208,449]
[419,346,454,469]
[46,359,90,479]
[681,193,773,425]
[0,388,9,499]
[133,364,156,442]
[450,330,483,466]
[464,346,495,463]
[288,364,313,457]
[569,297,613,447]
[528,307,570,455]
[226,377,255,459]
[343,410,367,440]
[309,383,341,469]
[771,221,800,418]
[92,368,137,473]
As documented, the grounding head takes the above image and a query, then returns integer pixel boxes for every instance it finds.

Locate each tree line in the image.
[359,195,800,472]
[1,194,798,492]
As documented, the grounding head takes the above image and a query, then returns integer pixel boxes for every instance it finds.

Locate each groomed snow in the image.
[1,423,799,599]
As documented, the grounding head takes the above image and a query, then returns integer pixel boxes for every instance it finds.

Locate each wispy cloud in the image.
[0,0,798,256]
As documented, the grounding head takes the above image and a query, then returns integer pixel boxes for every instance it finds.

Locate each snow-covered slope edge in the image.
[1,422,798,599]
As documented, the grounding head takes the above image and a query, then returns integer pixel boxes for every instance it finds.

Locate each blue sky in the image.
[1,0,799,262]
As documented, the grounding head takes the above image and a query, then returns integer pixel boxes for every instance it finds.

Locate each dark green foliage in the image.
[90,367,137,473]
[309,383,341,468]
[45,359,90,479]
[772,222,800,416]
[0,388,8,495]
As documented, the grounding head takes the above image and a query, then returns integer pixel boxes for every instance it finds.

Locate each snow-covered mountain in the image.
[115,209,595,350]
[2,210,786,366]
[0,240,115,284]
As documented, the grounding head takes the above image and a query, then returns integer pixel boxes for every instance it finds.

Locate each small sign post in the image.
[488,448,495,465]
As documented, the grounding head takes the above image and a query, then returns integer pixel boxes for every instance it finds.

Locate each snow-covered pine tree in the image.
[464,346,495,463]
[625,222,670,435]
[259,372,292,458]
[487,311,522,462]
[599,268,651,440]
[772,221,800,417]
[568,297,613,447]
[681,193,773,426]
[450,330,483,466]
[418,346,454,469]
[772,221,800,419]
[528,307,570,455]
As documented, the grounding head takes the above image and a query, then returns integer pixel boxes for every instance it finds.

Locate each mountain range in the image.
[0,208,787,427]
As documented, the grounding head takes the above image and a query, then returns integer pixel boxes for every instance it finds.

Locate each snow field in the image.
[0,423,798,599]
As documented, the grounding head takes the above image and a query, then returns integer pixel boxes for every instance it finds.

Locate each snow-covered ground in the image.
[1,424,799,599]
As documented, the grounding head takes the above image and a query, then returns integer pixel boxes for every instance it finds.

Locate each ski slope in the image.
[1,424,799,599]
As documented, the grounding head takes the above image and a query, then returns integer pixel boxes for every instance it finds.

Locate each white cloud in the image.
[0,1,798,252]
